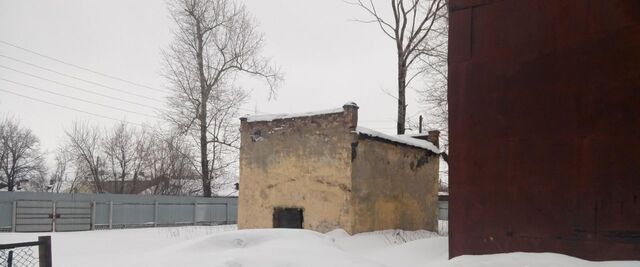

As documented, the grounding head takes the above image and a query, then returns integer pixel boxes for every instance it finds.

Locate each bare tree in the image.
[415,2,448,164]
[164,0,281,197]
[49,148,71,193]
[102,122,151,194]
[103,122,134,193]
[129,128,152,194]
[146,130,199,195]
[348,0,447,134]
[0,116,47,191]
[65,121,104,193]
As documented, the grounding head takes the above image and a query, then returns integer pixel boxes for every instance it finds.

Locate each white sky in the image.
[0,0,429,159]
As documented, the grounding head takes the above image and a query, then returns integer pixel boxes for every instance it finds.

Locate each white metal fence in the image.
[0,192,237,232]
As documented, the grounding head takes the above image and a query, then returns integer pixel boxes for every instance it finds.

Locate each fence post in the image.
[108,201,113,229]
[51,201,56,232]
[8,250,13,267]
[225,201,229,225]
[193,202,198,225]
[12,201,17,232]
[153,201,158,227]
[91,201,96,230]
[38,236,52,267]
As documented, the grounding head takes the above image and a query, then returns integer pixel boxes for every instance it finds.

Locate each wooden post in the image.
[153,201,158,227]
[108,201,113,229]
[90,201,96,230]
[38,236,52,267]
[11,201,16,232]
[419,115,423,134]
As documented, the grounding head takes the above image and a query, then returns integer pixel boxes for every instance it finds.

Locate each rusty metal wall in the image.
[448,0,640,260]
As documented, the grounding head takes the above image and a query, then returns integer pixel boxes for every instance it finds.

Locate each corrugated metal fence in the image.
[0,192,237,232]
[438,193,448,221]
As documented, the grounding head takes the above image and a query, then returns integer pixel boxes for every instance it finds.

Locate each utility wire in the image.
[0,59,261,116]
[0,64,159,110]
[0,88,149,128]
[0,54,165,103]
[0,39,171,94]
[0,78,158,118]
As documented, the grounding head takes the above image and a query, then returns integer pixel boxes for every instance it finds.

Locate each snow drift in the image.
[0,226,638,267]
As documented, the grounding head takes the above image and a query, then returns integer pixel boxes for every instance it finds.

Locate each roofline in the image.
[353,127,441,154]
[355,133,439,155]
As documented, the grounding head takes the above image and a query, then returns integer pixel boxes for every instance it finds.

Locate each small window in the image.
[273,207,303,229]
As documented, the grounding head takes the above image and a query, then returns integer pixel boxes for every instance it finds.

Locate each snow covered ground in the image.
[1,225,638,267]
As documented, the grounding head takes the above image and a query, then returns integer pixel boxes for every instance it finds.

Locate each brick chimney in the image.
[343,102,359,130]
[427,130,440,148]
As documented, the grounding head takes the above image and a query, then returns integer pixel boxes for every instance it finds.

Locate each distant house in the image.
[237,103,440,234]
[101,180,161,195]
[79,175,188,195]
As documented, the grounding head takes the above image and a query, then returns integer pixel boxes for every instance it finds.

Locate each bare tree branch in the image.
[163,0,279,196]
[348,0,447,134]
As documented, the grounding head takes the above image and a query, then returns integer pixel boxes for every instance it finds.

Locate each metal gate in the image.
[54,201,92,232]
[15,200,53,232]
[14,200,92,232]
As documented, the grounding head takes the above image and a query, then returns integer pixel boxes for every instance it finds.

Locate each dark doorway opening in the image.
[273,207,303,229]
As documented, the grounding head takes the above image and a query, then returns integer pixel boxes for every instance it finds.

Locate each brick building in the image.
[237,103,440,234]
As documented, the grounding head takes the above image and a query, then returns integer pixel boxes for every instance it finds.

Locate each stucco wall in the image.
[351,137,439,233]
[237,108,356,233]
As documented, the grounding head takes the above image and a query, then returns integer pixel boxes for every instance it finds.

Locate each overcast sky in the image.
[0,0,429,158]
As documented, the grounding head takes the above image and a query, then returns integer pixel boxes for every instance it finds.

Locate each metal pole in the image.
[7,250,13,267]
[38,236,52,267]
[11,201,16,232]
[193,202,198,225]
[108,201,113,229]
[51,201,56,232]
[419,115,423,134]
[153,201,158,227]
[91,201,96,230]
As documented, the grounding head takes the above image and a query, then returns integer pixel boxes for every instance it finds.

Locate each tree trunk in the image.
[196,22,212,197]
[200,111,211,197]
[120,152,126,193]
[6,173,13,192]
[94,157,102,193]
[397,58,407,135]
[120,174,125,194]
[132,170,138,194]
[7,155,15,191]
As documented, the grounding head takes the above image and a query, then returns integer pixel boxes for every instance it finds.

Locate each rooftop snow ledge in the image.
[243,107,344,123]
[354,126,441,154]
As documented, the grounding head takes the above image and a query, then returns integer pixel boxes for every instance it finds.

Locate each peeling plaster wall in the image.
[351,137,439,233]
[238,110,356,233]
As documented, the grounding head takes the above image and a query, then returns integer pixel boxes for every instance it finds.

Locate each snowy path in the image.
[0,226,638,267]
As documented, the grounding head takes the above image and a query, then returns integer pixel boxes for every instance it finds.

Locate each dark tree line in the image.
[0,116,47,191]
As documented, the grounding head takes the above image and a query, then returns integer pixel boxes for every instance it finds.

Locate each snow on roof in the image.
[243,107,344,123]
[405,133,430,137]
[343,101,359,107]
[354,126,440,154]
